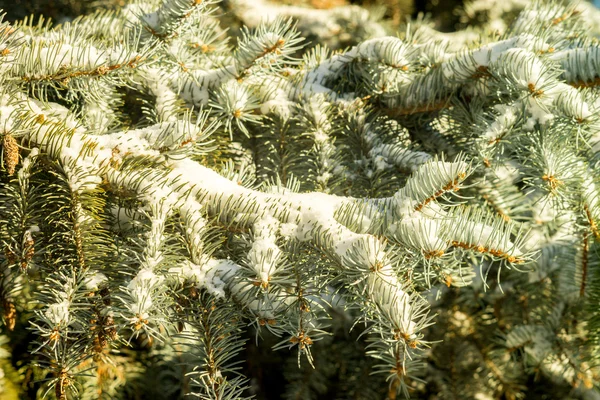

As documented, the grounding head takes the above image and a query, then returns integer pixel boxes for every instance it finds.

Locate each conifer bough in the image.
[0,0,599,398]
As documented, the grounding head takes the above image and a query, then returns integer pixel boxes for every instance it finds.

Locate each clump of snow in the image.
[62,164,103,193]
[395,207,446,253]
[553,85,592,121]
[45,300,71,326]
[169,257,240,299]
[523,98,554,131]
[247,217,283,286]
[126,268,164,317]
[494,48,550,92]
[339,235,387,271]
[368,267,415,336]
[493,160,521,183]
[84,272,108,291]
[279,223,298,238]
[442,35,549,80]
[483,103,519,142]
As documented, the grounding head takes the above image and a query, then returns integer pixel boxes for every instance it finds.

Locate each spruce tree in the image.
[0,0,599,398]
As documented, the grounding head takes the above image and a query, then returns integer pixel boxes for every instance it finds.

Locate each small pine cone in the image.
[3,300,16,331]
[2,133,19,176]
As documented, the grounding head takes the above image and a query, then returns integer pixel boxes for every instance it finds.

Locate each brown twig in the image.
[580,233,589,298]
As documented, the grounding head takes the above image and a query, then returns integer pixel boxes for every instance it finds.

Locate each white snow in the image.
[45,300,71,325]
[84,272,108,291]
[442,35,549,80]
[247,217,283,286]
[483,103,519,142]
